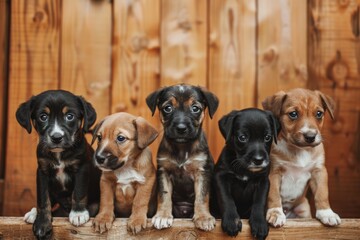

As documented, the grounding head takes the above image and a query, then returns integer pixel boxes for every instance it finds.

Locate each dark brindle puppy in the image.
[214,109,279,239]
[146,84,219,231]
[16,90,100,240]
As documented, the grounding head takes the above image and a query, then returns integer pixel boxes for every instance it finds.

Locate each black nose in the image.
[176,123,187,134]
[304,132,316,143]
[95,153,106,164]
[50,133,63,143]
[253,155,264,166]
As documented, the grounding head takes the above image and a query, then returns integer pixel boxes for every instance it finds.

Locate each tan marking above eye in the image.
[44,107,50,114]
[62,107,69,114]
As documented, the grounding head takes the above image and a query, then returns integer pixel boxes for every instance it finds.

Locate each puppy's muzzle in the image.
[95,152,124,170]
[303,131,317,144]
[50,132,64,144]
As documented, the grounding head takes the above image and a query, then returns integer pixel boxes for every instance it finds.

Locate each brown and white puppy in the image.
[91,112,158,234]
[262,88,341,227]
[146,84,219,231]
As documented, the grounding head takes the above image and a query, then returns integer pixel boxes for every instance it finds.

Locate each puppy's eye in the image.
[65,113,75,121]
[238,135,247,143]
[191,105,201,113]
[316,111,324,119]
[264,134,272,142]
[116,135,126,143]
[163,105,173,114]
[288,111,298,120]
[97,135,102,142]
[39,113,48,122]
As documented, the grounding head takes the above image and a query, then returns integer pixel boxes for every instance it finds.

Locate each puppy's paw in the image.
[249,216,269,240]
[193,213,216,231]
[69,209,90,226]
[221,212,242,237]
[127,214,147,234]
[93,212,115,234]
[266,207,286,227]
[24,207,37,224]
[151,211,173,229]
[33,213,52,240]
[316,209,341,226]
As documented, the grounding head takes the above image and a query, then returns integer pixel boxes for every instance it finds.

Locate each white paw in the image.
[69,209,90,226]
[316,209,341,226]
[151,213,173,229]
[266,207,286,227]
[24,207,37,224]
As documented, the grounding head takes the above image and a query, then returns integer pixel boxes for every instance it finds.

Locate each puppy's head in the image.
[91,112,158,171]
[146,84,219,143]
[219,108,280,173]
[16,90,96,152]
[262,88,335,147]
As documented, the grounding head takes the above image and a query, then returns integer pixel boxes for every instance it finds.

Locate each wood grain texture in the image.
[257,0,308,105]
[61,0,112,122]
[111,0,161,160]
[0,217,359,239]
[208,0,257,160]
[3,0,61,216]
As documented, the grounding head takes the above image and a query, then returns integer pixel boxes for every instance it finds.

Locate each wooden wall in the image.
[0,0,359,218]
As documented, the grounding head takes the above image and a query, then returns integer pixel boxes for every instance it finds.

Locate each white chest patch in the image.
[55,161,68,190]
[115,168,145,193]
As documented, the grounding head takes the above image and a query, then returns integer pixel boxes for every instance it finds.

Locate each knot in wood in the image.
[175,229,198,240]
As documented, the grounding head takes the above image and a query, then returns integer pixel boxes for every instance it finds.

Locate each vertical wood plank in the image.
[4,0,61,216]
[208,0,257,160]
[61,0,112,122]
[160,0,207,87]
[0,0,10,215]
[308,0,360,217]
[111,0,161,158]
[257,0,308,105]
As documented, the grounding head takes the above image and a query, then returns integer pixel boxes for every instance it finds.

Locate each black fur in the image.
[213,108,280,239]
[16,90,100,240]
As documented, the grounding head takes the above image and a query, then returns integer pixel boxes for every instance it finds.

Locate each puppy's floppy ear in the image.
[91,119,105,146]
[133,117,159,149]
[218,111,237,143]
[78,96,97,133]
[315,90,335,120]
[198,86,219,119]
[265,110,281,144]
[262,91,287,117]
[16,97,35,134]
[146,88,165,116]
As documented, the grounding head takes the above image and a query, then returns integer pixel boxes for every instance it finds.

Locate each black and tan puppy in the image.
[91,112,158,234]
[146,84,219,231]
[214,109,279,239]
[16,90,100,240]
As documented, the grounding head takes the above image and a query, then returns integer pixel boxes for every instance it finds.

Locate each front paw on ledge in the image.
[316,209,341,226]
[266,207,286,227]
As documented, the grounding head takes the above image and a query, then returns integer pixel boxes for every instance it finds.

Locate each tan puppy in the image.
[91,112,158,234]
[262,88,341,227]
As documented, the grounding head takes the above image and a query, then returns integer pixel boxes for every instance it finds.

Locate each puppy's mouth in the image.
[50,148,65,153]
[96,160,125,171]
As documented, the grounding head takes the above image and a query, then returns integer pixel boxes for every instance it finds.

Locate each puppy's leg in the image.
[33,168,53,239]
[70,163,90,226]
[93,174,115,233]
[249,177,269,240]
[215,171,241,236]
[128,171,156,234]
[310,166,341,226]
[152,170,173,229]
[266,169,286,227]
[193,171,215,231]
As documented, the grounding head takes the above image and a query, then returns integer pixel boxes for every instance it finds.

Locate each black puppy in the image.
[146,84,219,231]
[16,90,100,240]
[214,108,279,239]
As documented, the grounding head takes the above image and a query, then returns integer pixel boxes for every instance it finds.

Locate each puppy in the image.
[146,84,219,231]
[16,90,100,240]
[91,112,158,234]
[214,109,279,239]
[262,88,341,227]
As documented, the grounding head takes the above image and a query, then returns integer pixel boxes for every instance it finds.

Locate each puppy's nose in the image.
[95,153,106,164]
[253,155,264,166]
[176,123,187,134]
[50,133,63,143]
[304,132,316,143]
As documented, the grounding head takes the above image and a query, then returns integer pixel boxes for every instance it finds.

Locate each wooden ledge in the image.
[0,217,359,239]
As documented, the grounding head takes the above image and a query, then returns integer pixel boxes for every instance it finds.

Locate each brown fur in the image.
[92,112,158,234]
[263,88,340,227]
